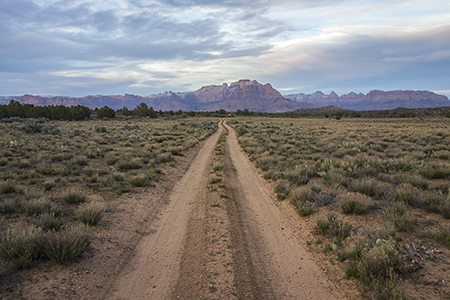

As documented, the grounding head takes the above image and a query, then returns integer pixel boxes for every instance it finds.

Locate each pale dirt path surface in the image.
[223,122,345,299]
[107,121,346,300]
[107,126,226,300]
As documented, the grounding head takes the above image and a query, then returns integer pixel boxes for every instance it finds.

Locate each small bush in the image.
[297,206,314,217]
[326,213,353,239]
[112,174,124,182]
[275,179,290,196]
[345,239,406,293]
[94,126,107,133]
[423,197,442,213]
[315,219,330,235]
[210,178,223,184]
[419,167,450,179]
[84,169,95,177]
[43,182,54,191]
[130,177,147,187]
[214,165,224,171]
[78,201,106,226]
[394,216,416,232]
[24,199,62,217]
[0,184,18,194]
[38,224,91,264]
[393,184,422,208]
[439,201,450,219]
[0,226,42,269]
[236,126,249,137]
[32,213,64,231]
[37,166,57,176]
[0,200,15,215]
[350,180,384,200]
[341,200,366,214]
[435,229,450,248]
[169,147,182,156]
[117,161,142,171]
[63,193,87,205]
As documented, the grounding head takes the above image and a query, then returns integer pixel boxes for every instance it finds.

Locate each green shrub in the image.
[341,200,366,214]
[116,187,130,195]
[106,158,119,166]
[24,199,62,217]
[94,126,107,133]
[275,180,290,196]
[394,216,416,232]
[393,184,422,208]
[350,180,383,200]
[435,229,450,248]
[315,219,330,235]
[0,226,42,269]
[345,239,406,297]
[63,193,87,205]
[276,193,287,201]
[78,201,106,226]
[439,200,450,219]
[297,206,314,217]
[0,184,18,194]
[0,200,15,215]
[38,224,91,264]
[423,197,442,213]
[130,177,147,187]
[112,174,124,182]
[43,182,54,191]
[37,166,57,175]
[236,125,249,137]
[84,169,95,177]
[169,147,182,155]
[384,202,406,220]
[214,165,224,171]
[32,213,64,231]
[326,213,353,239]
[419,167,450,179]
[210,178,223,184]
[117,161,142,170]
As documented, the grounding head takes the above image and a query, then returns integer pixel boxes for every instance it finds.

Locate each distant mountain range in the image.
[2,80,449,112]
[284,90,450,111]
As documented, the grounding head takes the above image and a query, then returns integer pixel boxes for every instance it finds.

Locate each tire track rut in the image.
[108,121,345,299]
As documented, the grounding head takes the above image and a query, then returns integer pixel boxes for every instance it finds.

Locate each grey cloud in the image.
[266,25,450,95]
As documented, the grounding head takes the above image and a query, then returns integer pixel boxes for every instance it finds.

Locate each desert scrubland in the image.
[1,115,450,299]
[230,116,450,299]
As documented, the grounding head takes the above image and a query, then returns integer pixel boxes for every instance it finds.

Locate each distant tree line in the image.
[2,99,450,121]
[0,100,92,121]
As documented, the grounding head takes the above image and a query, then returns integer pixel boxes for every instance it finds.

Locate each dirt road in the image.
[107,122,344,299]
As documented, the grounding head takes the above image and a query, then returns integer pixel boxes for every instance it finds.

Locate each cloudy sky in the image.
[1,0,449,97]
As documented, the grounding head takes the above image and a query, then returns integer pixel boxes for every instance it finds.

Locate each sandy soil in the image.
[108,121,346,299]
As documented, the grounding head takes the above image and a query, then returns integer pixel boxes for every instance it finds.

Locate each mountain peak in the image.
[230,79,260,87]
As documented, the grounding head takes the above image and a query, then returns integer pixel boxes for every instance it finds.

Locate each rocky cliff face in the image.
[285,90,450,110]
[9,80,314,113]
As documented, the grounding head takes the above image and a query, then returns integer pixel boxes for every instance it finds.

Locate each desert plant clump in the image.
[0,226,43,269]
[38,224,91,264]
[78,201,107,226]
[297,206,314,217]
[341,200,366,214]
[23,198,62,217]
[345,238,408,299]
[435,228,450,248]
[63,193,87,205]
[130,177,147,187]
